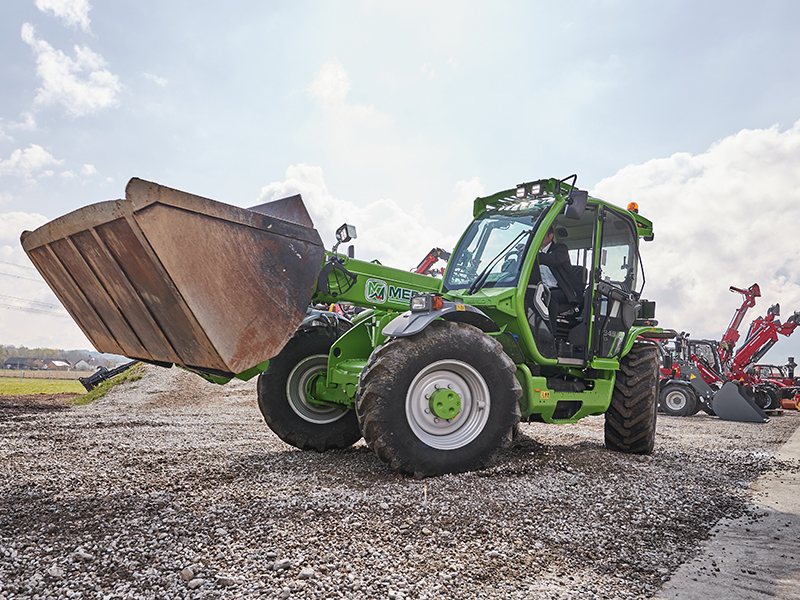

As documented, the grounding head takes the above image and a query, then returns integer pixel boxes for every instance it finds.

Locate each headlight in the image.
[410,295,431,312]
[410,294,443,312]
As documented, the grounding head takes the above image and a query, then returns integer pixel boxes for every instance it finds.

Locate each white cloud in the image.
[0,211,48,247]
[142,72,169,87]
[592,120,800,355]
[451,177,485,214]
[0,144,63,181]
[81,164,98,175]
[35,0,91,32]
[0,113,38,142]
[11,112,38,131]
[257,164,461,270]
[310,60,350,105]
[308,60,428,184]
[21,23,122,118]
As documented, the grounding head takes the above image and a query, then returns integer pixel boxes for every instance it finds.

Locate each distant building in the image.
[74,359,92,371]
[3,357,45,370]
[43,359,71,371]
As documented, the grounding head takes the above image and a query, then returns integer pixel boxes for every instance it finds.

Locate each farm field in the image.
[0,377,85,395]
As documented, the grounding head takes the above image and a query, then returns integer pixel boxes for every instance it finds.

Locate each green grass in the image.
[72,363,146,406]
[0,363,146,404]
[0,378,85,395]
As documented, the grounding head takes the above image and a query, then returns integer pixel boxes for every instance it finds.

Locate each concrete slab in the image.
[655,418,800,600]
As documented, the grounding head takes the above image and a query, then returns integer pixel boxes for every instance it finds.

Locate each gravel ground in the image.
[1,365,798,600]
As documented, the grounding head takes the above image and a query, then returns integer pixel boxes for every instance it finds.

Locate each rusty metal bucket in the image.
[21,178,325,376]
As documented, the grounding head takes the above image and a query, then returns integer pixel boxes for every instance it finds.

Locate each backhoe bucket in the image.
[712,382,770,423]
[20,178,325,376]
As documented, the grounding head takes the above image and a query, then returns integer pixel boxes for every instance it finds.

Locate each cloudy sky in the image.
[2,0,800,366]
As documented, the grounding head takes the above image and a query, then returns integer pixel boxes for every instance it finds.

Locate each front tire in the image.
[257,328,361,451]
[357,321,521,478]
[605,341,659,455]
[658,383,698,417]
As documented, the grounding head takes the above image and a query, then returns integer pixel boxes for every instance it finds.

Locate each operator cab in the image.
[526,208,596,361]
[442,177,645,366]
[525,203,642,363]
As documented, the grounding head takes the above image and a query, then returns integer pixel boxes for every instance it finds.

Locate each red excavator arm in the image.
[719,283,761,365]
[414,247,451,277]
[729,304,800,381]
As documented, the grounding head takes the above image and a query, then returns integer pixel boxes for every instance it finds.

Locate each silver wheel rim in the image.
[286,354,349,424]
[405,359,490,450]
[664,389,688,411]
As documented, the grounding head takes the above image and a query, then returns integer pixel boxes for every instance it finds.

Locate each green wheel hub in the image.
[429,387,462,420]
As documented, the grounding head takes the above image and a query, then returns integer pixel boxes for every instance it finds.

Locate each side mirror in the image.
[564,190,588,220]
[336,224,357,244]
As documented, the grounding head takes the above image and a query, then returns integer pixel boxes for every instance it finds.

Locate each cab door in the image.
[593,207,641,359]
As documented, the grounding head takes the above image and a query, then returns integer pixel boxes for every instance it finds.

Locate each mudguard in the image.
[382,300,499,338]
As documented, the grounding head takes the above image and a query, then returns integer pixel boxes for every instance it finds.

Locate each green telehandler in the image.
[21,175,671,477]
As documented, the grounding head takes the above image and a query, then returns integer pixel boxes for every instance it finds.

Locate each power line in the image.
[0,302,70,317]
[0,259,37,271]
[0,270,45,283]
[0,294,62,310]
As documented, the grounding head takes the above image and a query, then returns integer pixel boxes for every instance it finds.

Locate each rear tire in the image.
[658,383,698,417]
[357,321,521,478]
[257,328,361,451]
[605,341,659,455]
[754,385,780,410]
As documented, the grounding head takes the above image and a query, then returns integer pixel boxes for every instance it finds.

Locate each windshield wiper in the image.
[466,229,533,295]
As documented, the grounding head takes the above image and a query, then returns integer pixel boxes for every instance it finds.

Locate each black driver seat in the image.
[556,265,588,321]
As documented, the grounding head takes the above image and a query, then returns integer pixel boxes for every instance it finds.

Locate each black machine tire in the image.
[658,383,698,417]
[753,385,780,410]
[357,321,522,478]
[257,327,361,451]
[605,341,659,455]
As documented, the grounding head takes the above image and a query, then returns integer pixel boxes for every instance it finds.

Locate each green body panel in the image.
[324,311,400,407]
[313,254,441,311]
[514,363,616,422]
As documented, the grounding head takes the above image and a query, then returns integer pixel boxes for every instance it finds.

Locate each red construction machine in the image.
[750,358,800,409]
[658,284,800,422]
